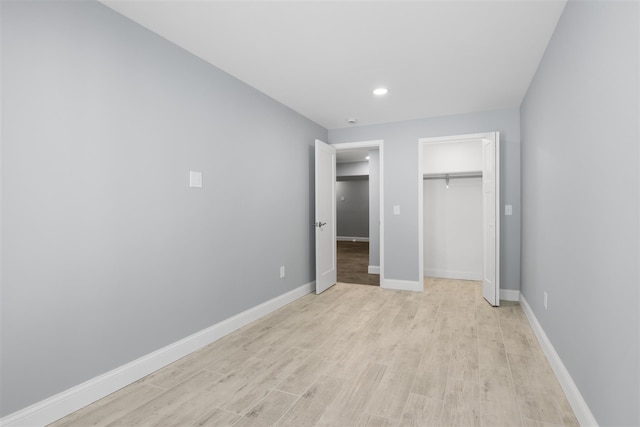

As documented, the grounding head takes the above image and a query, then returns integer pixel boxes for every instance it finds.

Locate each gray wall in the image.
[0,0,326,416]
[520,1,639,425]
[336,161,369,177]
[423,177,483,280]
[329,109,521,290]
[336,180,369,238]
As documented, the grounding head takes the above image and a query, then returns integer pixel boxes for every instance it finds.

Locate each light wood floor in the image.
[50,279,578,427]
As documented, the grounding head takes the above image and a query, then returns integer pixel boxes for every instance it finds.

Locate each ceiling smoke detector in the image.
[346,118,358,125]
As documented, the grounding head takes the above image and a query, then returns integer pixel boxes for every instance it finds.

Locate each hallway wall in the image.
[336,179,369,239]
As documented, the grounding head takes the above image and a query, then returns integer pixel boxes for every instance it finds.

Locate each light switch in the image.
[189,171,202,188]
[505,205,513,216]
[340,196,345,201]
[393,205,400,215]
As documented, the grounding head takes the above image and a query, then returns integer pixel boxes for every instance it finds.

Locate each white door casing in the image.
[315,139,337,294]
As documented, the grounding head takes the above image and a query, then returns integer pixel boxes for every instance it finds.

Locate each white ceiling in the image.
[100,0,566,130]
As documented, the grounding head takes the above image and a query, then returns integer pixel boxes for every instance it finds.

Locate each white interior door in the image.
[482,134,500,306]
[315,139,337,294]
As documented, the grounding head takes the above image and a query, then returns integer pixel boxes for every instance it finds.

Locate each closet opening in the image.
[418,132,500,306]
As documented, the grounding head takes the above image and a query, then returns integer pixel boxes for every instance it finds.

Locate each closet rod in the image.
[422,173,482,180]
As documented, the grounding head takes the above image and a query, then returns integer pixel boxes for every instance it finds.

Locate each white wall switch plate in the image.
[544,291,548,310]
[189,171,202,188]
[393,205,400,215]
[280,266,285,278]
[505,205,513,216]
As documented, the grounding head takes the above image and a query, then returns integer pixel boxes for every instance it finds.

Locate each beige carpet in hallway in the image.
[50,279,578,427]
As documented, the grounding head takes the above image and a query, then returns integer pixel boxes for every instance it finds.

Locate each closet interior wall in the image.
[423,140,483,280]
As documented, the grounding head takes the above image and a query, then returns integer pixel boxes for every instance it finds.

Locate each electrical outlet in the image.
[544,291,548,310]
[280,266,285,278]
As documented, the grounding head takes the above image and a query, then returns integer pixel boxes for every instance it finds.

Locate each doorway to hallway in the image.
[334,142,382,287]
[335,169,376,286]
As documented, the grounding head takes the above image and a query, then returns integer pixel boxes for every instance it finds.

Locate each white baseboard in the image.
[520,295,598,427]
[423,269,482,281]
[337,236,369,242]
[368,265,380,275]
[1,282,315,427]
[500,289,520,302]
[382,278,423,292]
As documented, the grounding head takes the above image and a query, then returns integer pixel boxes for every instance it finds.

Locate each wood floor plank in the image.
[222,347,310,415]
[509,353,566,425]
[360,292,390,312]
[275,350,328,395]
[412,330,453,399]
[522,418,569,427]
[275,375,343,427]
[341,330,401,374]
[479,364,515,403]
[319,363,387,426]
[388,349,422,374]
[500,320,536,355]
[253,324,315,361]
[337,241,380,286]
[480,397,523,427]
[439,382,481,427]
[208,324,297,374]
[398,393,444,427]
[106,370,223,426]
[239,304,302,336]
[234,390,298,427]
[291,314,347,352]
[193,408,242,427]
[327,308,378,342]
[49,383,165,427]
[312,283,351,304]
[367,370,416,420]
[448,333,478,383]
[386,290,410,307]
[368,302,403,332]
[320,331,380,380]
[356,413,399,427]
[141,350,220,390]
[396,308,433,354]
[200,357,275,408]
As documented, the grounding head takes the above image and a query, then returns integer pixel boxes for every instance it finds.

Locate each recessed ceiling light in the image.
[365,156,370,160]
[373,87,388,96]
[347,118,358,124]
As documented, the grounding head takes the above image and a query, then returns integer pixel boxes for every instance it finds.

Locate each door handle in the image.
[315,221,327,228]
